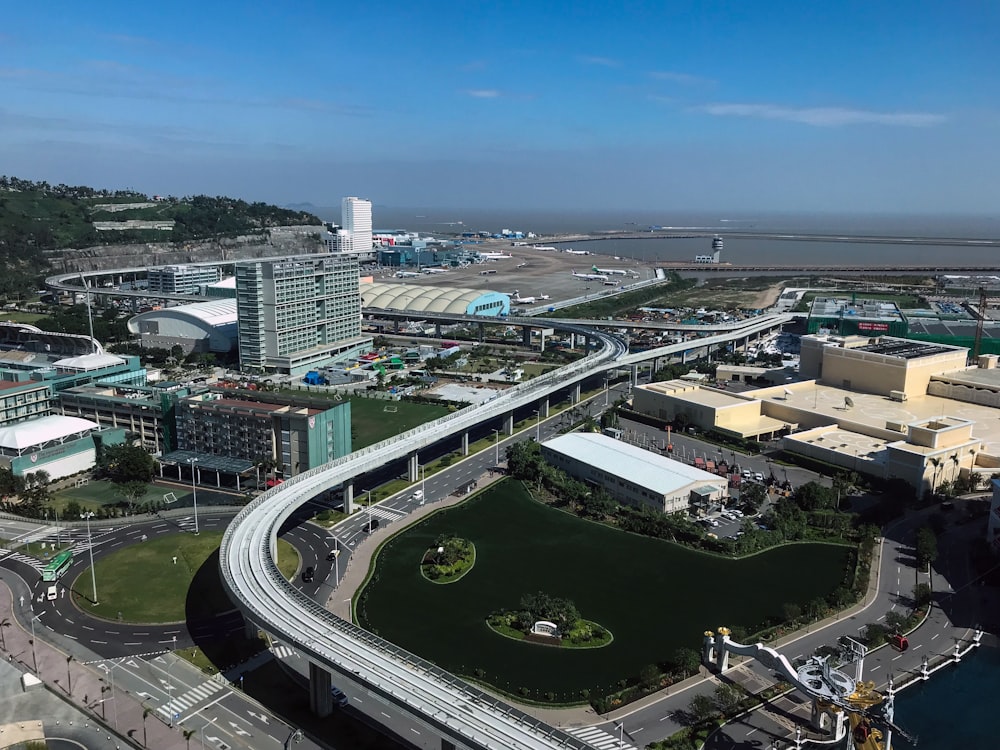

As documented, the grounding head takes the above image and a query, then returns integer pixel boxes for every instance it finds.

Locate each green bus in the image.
[41,549,73,582]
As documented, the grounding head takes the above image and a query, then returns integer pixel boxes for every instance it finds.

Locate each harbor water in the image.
[893,645,999,748]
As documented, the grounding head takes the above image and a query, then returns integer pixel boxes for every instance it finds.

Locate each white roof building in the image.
[0,415,100,453]
[128,299,239,353]
[540,433,726,514]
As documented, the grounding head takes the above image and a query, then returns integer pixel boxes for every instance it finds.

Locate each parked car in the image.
[754,472,765,482]
[302,566,315,583]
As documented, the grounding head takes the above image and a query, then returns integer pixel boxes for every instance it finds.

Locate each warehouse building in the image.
[540,433,726,514]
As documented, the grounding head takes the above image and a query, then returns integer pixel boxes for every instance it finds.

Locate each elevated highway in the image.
[220,313,791,749]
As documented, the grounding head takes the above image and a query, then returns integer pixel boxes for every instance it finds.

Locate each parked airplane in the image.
[395,271,421,278]
[422,267,448,274]
[510,290,537,304]
[563,248,590,255]
[477,252,513,260]
[537,294,550,300]
[592,264,628,276]
[572,270,608,282]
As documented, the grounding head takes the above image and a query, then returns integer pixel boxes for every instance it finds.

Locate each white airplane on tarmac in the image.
[591,264,629,276]
[478,252,513,260]
[395,271,421,278]
[572,270,608,282]
[422,267,448,274]
[510,290,537,304]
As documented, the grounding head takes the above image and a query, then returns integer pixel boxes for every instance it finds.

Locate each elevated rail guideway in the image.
[220,313,789,749]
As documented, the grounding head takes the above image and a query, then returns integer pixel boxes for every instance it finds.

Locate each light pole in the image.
[534,410,540,441]
[333,538,340,584]
[81,511,98,605]
[29,613,41,673]
[200,716,219,749]
[421,464,426,501]
[188,457,200,535]
[493,429,500,466]
[365,489,372,533]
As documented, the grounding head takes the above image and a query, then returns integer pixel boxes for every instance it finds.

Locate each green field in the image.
[357,481,851,699]
[49,479,242,514]
[347,397,451,448]
[71,532,299,623]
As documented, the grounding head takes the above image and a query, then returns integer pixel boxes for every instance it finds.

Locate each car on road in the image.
[46,585,57,601]
[412,489,424,501]
[302,566,315,583]
[326,549,339,561]
[754,472,765,482]
[331,686,349,707]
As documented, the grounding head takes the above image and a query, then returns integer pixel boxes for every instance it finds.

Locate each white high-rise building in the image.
[341,197,373,254]
[235,254,371,375]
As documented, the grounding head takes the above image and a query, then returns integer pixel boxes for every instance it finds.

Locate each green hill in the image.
[0,175,322,295]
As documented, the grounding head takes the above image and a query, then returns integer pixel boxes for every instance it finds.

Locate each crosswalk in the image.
[156,680,224,720]
[0,549,46,574]
[362,505,406,523]
[272,644,300,660]
[566,725,637,750]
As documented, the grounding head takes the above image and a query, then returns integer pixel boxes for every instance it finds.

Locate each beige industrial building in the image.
[540,432,726,513]
[630,334,1000,495]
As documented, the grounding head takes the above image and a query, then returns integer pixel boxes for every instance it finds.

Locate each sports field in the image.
[348,397,451,448]
[357,481,852,699]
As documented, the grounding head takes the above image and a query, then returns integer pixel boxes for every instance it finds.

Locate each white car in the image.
[412,489,424,500]
[754,472,765,482]
[46,585,58,601]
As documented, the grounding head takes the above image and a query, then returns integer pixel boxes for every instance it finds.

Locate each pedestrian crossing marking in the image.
[156,681,223,718]
[566,725,638,750]
[272,644,299,659]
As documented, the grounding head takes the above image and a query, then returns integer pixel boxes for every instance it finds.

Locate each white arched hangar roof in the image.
[361,282,509,317]
[127,300,238,351]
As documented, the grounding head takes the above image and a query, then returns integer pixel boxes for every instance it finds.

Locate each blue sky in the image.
[1,1,997,214]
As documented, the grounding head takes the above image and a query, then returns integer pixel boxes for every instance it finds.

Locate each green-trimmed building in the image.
[806,296,909,337]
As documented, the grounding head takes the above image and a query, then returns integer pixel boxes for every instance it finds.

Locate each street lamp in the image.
[29,613,41,673]
[534,410,541,441]
[81,511,98,605]
[421,464,426,502]
[188,457,200,535]
[493,429,501,466]
[365,489,373,533]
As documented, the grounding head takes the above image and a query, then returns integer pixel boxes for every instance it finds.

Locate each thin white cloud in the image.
[649,70,714,87]
[578,55,620,68]
[465,89,500,98]
[698,102,947,127]
[459,60,487,72]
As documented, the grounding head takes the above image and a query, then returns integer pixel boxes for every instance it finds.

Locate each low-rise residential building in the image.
[540,433,726,514]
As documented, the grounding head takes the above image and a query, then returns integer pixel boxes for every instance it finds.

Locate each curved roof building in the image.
[360,282,508,317]
[128,299,238,353]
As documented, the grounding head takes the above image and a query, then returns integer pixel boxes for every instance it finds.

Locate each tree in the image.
[781,602,803,623]
[687,693,719,724]
[915,526,938,571]
[739,483,767,512]
[713,683,745,716]
[116,481,147,513]
[183,729,195,749]
[639,663,660,690]
[670,647,701,677]
[99,444,154,484]
[913,582,933,608]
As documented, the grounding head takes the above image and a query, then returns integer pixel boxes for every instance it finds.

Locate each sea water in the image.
[892,646,999,748]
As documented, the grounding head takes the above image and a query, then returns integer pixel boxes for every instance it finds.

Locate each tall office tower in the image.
[341,197,373,254]
[235,254,371,375]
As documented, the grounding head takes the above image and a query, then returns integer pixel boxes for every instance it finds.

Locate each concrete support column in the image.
[236,475,241,491]
[714,629,730,672]
[585,335,591,352]
[631,364,639,388]
[572,383,581,404]
[461,431,469,455]
[343,481,355,515]
[681,349,690,364]
[435,323,442,337]
[393,319,400,333]
[538,331,545,353]
[505,413,515,435]
[541,398,549,418]
[408,454,419,482]
[478,322,485,342]
[308,662,334,718]
[702,631,715,667]
[522,326,532,348]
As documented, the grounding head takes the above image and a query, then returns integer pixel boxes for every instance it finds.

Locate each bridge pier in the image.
[538,330,546,353]
[540,398,549,418]
[505,413,515,435]
[477,322,485,342]
[571,383,581,404]
[393,319,400,333]
[408,454,419,482]
[461,432,469,455]
[522,326,532,348]
[343,482,355,515]
[630,364,639,388]
[714,628,731,672]
[435,323,442,337]
[308,662,334,717]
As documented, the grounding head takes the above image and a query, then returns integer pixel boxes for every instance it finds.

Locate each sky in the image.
[1,1,998,216]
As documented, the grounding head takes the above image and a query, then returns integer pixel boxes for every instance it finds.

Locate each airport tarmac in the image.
[367,242,658,309]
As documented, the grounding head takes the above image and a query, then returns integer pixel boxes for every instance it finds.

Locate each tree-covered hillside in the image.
[0,175,322,295]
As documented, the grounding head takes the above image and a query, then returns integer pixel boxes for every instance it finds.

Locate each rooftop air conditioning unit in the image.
[889,390,908,402]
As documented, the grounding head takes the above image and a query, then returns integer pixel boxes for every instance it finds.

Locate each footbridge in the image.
[220,313,793,749]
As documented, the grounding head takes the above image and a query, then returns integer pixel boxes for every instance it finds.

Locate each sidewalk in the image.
[0,574,188,750]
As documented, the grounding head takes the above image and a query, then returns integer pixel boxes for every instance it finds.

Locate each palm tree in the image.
[928,457,942,494]
[142,706,152,747]
[183,729,195,749]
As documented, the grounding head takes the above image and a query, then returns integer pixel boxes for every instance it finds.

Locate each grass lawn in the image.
[50,479,242,514]
[0,311,50,325]
[347,397,451,449]
[357,480,851,701]
[70,532,300,623]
